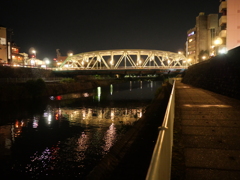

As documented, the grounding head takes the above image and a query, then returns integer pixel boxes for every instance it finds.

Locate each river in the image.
[0,80,162,179]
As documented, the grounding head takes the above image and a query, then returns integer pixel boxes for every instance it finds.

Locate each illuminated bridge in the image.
[58,49,190,70]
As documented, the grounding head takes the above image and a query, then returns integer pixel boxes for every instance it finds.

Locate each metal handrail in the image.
[146,80,175,180]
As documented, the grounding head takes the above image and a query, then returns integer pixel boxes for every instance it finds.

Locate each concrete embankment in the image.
[182,46,240,100]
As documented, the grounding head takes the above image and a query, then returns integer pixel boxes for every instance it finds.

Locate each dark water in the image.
[0,80,162,179]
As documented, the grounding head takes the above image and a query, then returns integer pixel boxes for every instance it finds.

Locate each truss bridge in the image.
[58,49,190,71]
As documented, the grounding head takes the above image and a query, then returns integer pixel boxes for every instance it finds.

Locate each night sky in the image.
[1,0,220,60]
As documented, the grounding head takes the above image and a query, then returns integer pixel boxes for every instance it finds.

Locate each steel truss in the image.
[59,49,190,69]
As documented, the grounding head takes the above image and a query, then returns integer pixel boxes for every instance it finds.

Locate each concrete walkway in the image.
[172,81,240,180]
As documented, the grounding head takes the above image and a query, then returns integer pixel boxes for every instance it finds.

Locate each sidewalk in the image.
[172,81,240,180]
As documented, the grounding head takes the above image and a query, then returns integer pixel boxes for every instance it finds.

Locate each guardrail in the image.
[146,80,176,180]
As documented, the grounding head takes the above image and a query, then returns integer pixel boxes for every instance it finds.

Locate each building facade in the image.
[0,27,7,64]
[186,13,218,64]
[222,0,240,50]
[0,26,24,65]
[11,43,24,65]
[186,28,196,63]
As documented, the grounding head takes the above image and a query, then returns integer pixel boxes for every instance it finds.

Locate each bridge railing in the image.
[146,79,176,180]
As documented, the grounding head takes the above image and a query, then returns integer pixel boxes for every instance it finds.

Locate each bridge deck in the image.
[172,81,240,180]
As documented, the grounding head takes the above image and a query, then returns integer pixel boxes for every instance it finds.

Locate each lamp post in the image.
[31,49,36,67]
[110,60,114,69]
[45,59,50,69]
[32,50,36,58]
[43,58,50,69]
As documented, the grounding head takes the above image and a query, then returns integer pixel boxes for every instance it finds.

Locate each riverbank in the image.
[0,66,114,101]
[0,79,120,102]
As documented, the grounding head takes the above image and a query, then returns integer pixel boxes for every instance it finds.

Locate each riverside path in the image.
[172,81,240,180]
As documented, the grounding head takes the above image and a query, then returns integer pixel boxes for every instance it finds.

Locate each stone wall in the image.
[182,46,240,100]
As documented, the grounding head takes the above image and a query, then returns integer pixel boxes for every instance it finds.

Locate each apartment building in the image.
[187,0,240,64]
[219,0,240,50]
[186,13,218,64]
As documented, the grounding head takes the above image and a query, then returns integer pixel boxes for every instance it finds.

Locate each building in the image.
[11,43,24,65]
[186,13,218,64]
[186,27,196,63]
[0,26,24,65]
[55,56,67,67]
[219,0,240,51]
[0,26,7,64]
[188,0,240,64]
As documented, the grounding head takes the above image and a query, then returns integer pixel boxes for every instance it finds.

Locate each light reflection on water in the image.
[0,80,162,178]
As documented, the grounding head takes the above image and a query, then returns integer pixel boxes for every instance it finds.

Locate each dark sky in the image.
[1,0,220,60]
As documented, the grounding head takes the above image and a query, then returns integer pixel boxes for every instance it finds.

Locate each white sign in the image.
[0,37,6,45]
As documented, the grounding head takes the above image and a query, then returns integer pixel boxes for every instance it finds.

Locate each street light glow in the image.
[214,38,222,45]
[219,47,228,54]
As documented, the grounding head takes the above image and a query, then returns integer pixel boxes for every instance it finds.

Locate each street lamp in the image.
[32,50,36,58]
[137,60,142,67]
[43,57,50,69]
[45,59,50,68]
[30,49,37,66]
[110,60,114,69]
[67,50,73,56]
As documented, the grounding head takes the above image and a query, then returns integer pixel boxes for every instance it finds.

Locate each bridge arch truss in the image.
[59,49,190,70]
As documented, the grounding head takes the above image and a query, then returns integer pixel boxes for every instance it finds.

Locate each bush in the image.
[60,78,75,83]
